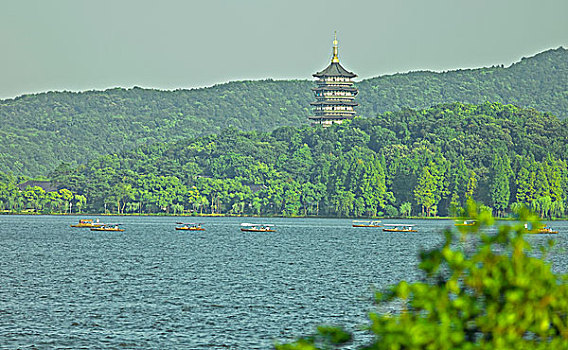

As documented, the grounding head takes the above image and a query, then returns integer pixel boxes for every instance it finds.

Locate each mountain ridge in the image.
[4,47,564,102]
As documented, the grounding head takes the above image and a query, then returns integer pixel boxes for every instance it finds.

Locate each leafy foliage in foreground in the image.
[41,102,568,218]
[0,47,566,176]
[275,204,568,349]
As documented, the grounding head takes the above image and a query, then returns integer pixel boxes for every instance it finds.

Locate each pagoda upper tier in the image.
[309,33,358,127]
[313,62,357,78]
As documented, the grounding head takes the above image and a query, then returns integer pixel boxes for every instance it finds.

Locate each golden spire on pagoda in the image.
[332,31,339,63]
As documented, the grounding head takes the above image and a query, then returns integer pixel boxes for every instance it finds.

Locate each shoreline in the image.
[1,212,566,221]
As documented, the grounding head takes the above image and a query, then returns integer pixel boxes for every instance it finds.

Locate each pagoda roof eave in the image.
[308,115,355,120]
[311,101,358,106]
[313,62,357,78]
[311,86,358,91]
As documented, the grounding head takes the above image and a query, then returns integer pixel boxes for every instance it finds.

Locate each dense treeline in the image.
[27,102,566,218]
[1,47,566,176]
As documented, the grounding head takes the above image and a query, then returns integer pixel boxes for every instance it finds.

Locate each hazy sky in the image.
[1,0,566,99]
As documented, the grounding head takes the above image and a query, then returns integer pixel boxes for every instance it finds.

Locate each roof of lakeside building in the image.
[17,180,59,192]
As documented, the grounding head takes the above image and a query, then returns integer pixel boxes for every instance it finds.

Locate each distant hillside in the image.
[1,47,566,176]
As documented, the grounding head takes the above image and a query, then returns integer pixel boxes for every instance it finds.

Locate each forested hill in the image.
[356,47,568,117]
[42,102,568,218]
[0,81,312,176]
[1,47,566,176]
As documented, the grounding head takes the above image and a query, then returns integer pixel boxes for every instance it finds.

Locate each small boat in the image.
[383,224,417,232]
[175,222,205,231]
[454,220,476,227]
[240,223,275,232]
[533,227,559,234]
[90,224,124,232]
[352,220,382,228]
[524,223,558,234]
[71,219,104,228]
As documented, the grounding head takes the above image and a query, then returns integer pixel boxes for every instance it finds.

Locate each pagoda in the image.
[309,32,358,126]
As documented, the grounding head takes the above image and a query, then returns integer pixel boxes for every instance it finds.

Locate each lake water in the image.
[1,216,567,349]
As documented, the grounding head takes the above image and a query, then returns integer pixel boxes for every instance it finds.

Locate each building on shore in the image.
[309,32,358,127]
[17,180,59,192]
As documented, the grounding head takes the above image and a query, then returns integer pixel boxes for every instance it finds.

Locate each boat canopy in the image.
[241,223,274,227]
[383,224,415,227]
[353,220,382,224]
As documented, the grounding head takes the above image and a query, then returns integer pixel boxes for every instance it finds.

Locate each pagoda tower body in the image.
[309,33,358,126]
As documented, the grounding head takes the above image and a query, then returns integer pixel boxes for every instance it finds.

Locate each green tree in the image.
[465,170,478,200]
[59,188,74,214]
[46,191,62,213]
[414,166,437,216]
[335,190,355,217]
[75,194,87,213]
[23,186,44,212]
[113,183,135,214]
[489,154,512,217]
[399,202,412,217]
[516,156,535,206]
[447,156,470,214]
[171,203,184,215]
